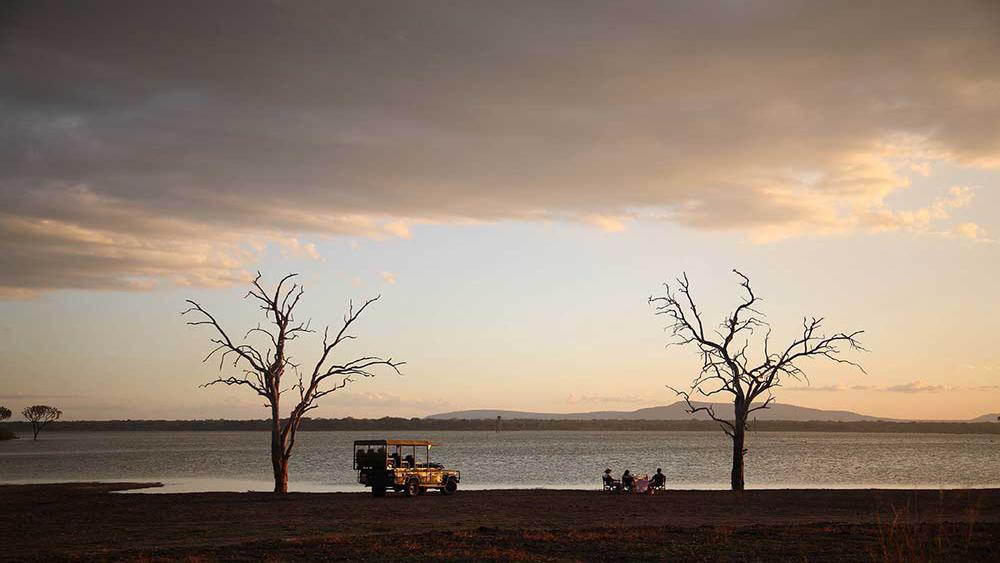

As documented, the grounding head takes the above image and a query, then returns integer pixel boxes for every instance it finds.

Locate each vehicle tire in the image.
[442,478,458,495]
[372,485,386,498]
[404,478,420,497]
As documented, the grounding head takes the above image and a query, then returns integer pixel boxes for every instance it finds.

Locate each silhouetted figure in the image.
[390,451,401,467]
[602,468,621,492]
[650,468,666,490]
[621,470,635,493]
[404,454,415,468]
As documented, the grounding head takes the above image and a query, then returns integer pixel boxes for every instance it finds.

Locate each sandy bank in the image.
[2,483,997,561]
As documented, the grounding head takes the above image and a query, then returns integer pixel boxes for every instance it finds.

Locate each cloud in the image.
[0,393,81,400]
[861,186,979,236]
[2,1,999,295]
[566,393,648,405]
[275,237,321,260]
[910,162,931,177]
[583,214,628,233]
[785,384,847,392]
[333,391,451,412]
[949,222,992,242]
[0,184,410,296]
[784,381,961,393]
[883,381,947,394]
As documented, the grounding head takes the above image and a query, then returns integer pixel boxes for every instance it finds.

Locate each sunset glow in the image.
[1,1,998,421]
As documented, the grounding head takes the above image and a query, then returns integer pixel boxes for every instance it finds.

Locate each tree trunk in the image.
[731,409,747,491]
[273,454,289,494]
[270,402,288,494]
[271,431,288,493]
[32,422,39,441]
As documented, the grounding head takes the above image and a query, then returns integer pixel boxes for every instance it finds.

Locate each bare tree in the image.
[22,405,62,441]
[0,406,10,421]
[649,270,865,491]
[183,273,403,494]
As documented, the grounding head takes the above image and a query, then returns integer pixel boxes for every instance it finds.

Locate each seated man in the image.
[602,468,621,492]
[650,468,666,490]
[621,470,635,493]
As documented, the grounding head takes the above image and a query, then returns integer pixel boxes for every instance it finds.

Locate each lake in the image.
[2,430,998,493]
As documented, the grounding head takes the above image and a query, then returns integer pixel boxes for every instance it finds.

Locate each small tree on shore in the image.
[0,406,12,441]
[22,405,62,440]
[649,270,865,491]
[183,273,403,494]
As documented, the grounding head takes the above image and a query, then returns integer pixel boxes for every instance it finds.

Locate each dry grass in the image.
[871,495,988,563]
[4,484,998,562]
[103,523,998,563]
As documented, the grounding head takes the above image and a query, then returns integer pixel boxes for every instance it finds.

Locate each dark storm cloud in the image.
[2,1,998,295]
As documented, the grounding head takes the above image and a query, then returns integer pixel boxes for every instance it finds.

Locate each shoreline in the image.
[2,482,998,561]
[6,478,1000,494]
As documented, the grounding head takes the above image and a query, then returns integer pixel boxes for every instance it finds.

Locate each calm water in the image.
[1,431,998,493]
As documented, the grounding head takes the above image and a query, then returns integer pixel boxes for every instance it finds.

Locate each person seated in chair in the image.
[650,468,666,490]
[621,469,635,493]
[602,468,621,492]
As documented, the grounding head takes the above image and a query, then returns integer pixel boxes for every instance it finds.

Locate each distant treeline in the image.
[3,418,999,434]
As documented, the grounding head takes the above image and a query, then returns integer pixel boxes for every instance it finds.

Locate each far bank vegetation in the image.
[6,418,997,434]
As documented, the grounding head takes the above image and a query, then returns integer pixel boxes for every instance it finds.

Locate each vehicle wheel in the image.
[442,478,458,495]
[404,478,420,497]
[372,486,386,498]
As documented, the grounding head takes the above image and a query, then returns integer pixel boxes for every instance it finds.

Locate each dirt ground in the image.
[2,483,997,562]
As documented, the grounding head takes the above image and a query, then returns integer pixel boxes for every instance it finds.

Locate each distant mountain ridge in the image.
[426,401,995,422]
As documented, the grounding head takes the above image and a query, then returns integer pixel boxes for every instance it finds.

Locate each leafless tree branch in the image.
[653,270,864,490]
[184,274,402,493]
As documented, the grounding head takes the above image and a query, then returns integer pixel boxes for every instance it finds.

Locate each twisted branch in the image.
[184,272,403,467]
[651,270,865,427]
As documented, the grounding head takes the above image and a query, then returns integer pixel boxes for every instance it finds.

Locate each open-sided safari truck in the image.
[354,439,461,497]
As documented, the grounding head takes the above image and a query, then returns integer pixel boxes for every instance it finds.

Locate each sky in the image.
[1,1,998,421]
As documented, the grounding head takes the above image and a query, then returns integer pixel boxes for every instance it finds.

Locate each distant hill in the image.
[970,413,1000,423]
[426,401,897,422]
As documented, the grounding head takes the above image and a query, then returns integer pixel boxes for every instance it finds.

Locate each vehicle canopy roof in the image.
[353,439,438,447]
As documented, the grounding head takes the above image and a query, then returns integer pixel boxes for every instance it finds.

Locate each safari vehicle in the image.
[353,439,461,497]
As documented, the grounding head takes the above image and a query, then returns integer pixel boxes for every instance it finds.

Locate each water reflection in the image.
[2,430,998,493]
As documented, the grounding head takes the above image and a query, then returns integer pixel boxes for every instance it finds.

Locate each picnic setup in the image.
[602,468,667,494]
